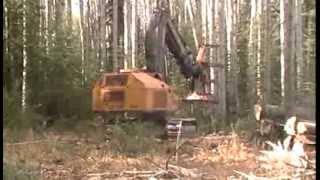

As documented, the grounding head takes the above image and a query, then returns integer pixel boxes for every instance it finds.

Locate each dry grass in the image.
[4,125,315,179]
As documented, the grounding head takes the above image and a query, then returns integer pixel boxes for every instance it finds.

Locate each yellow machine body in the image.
[92,70,179,113]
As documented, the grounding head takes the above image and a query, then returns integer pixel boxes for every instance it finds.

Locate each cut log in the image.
[287,106,315,121]
[284,116,315,136]
[254,104,315,122]
[284,116,316,146]
[254,104,286,121]
[168,164,200,178]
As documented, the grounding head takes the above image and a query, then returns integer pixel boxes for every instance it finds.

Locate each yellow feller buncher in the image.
[92,8,218,137]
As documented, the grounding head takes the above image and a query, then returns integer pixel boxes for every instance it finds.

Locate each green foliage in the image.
[3,88,44,130]
[233,115,257,137]
[236,0,250,118]
[3,0,316,138]
[3,162,38,180]
[4,0,94,131]
[109,121,164,156]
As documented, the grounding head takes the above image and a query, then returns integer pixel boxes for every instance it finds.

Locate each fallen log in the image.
[168,164,200,178]
[123,170,155,175]
[284,116,315,136]
[284,116,316,147]
[254,104,286,122]
[254,104,315,122]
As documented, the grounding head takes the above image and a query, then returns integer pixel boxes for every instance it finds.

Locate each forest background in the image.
[3,0,315,134]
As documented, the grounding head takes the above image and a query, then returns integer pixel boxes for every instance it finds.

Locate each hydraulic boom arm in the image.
[145,8,210,95]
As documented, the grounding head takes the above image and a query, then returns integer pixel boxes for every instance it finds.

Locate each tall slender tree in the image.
[186,0,199,48]
[131,0,137,68]
[123,0,130,69]
[263,0,272,103]
[22,0,27,112]
[295,0,303,94]
[100,0,107,72]
[112,0,118,71]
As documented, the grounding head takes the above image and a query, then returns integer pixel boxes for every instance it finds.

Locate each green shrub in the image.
[3,89,44,131]
[110,121,164,156]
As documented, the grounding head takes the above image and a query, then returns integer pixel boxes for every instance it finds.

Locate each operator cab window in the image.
[105,75,128,86]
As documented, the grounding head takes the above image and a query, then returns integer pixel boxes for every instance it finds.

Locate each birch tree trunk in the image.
[45,0,49,54]
[216,0,226,120]
[4,0,11,90]
[79,0,86,85]
[279,0,285,101]
[4,0,8,60]
[91,0,99,63]
[225,0,232,122]
[281,0,294,110]
[186,0,199,48]
[22,0,27,112]
[248,0,256,107]
[123,0,130,69]
[86,0,92,63]
[231,0,240,120]
[201,0,207,43]
[225,0,239,122]
[287,0,295,108]
[289,0,296,98]
[295,0,303,94]
[112,0,118,71]
[225,0,232,74]
[256,0,262,97]
[131,0,137,68]
[207,0,214,94]
[100,0,106,72]
[184,0,188,24]
[47,0,54,50]
[66,0,72,46]
[263,0,271,103]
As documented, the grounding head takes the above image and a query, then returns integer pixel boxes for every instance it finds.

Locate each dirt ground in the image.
[3,123,316,180]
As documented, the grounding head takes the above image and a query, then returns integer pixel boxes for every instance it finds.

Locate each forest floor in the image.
[3,121,316,180]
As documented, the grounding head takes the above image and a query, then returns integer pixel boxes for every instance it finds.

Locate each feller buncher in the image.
[92,8,218,137]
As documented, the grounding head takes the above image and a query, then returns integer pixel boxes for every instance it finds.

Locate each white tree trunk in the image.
[225,0,232,73]
[186,0,199,48]
[112,0,118,71]
[131,0,137,69]
[295,0,303,92]
[201,0,207,43]
[100,0,106,72]
[45,0,49,54]
[280,0,285,99]
[22,0,27,112]
[52,0,56,47]
[207,0,214,94]
[145,0,151,30]
[4,0,8,57]
[124,0,129,69]
[248,0,256,106]
[79,0,86,85]
[263,0,272,102]
[169,0,173,16]
[39,0,43,42]
[217,0,226,119]
[184,0,188,24]
[256,0,262,97]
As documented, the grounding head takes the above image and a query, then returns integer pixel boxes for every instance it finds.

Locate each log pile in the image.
[245,103,316,179]
[254,103,315,137]
[283,116,316,147]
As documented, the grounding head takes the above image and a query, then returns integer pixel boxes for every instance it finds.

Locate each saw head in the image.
[183,92,218,103]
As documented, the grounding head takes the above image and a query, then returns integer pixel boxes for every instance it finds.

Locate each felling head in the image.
[183,92,218,103]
